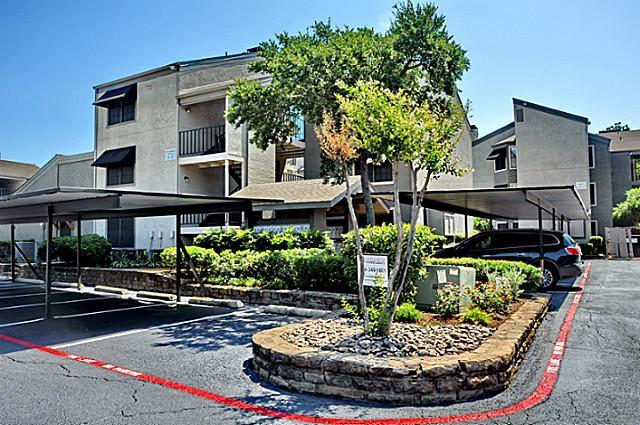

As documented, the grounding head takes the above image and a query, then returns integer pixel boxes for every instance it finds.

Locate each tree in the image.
[613,188,640,227]
[604,122,630,132]
[227,1,470,226]
[333,80,466,335]
[474,217,491,233]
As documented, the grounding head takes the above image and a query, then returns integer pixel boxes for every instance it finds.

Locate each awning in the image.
[94,84,136,107]
[0,187,274,225]
[92,146,136,168]
[486,147,507,160]
[396,185,589,221]
[491,135,516,148]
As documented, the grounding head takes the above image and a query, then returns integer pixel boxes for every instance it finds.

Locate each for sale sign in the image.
[358,254,389,288]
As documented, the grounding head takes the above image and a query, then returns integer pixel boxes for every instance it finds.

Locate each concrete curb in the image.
[264,305,333,318]
[188,297,244,309]
[94,285,129,296]
[136,291,177,302]
[52,281,78,289]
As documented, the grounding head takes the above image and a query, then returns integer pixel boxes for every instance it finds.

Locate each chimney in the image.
[470,125,479,141]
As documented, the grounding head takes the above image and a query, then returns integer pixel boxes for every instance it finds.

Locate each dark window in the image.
[590,182,597,206]
[509,146,517,169]
[632,156,640,181]
[106,164,134,186]
[468,235,494,250]
[292,113,305,141]
[369,162,393,182]
[107,87,137,125]
[107,218,134,248]
[515,108,525,123]
[494,154,507,171]
[588,145,595,169]
[590,220,598,236]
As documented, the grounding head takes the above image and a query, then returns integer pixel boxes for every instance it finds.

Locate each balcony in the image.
[0,188,12,197]
[281,172,304,182]
[179,125,225,157]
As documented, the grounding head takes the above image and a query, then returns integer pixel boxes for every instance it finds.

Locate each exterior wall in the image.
[472,125,515,189]
[178,57,257,91]
[16,153,94,194]
[610,151,639,206]
[178,98,225,131]
[589,140,613,234]
[304,123,322,180]
[247,140,275,185]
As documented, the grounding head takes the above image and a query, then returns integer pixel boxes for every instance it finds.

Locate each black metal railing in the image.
[181,212,242,227]
[179,125,225,157]
[281,172,304,182]
[0,188,12,197]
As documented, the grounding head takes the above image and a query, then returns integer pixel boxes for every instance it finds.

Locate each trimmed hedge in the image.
[193,228,332,253]
[423,257,542,289]
[160,247,350,293]
[37,235,112,267]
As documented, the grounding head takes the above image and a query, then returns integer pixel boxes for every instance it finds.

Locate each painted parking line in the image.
[52,302,171,319]
[0,262,591,425]
[0,296,124,311]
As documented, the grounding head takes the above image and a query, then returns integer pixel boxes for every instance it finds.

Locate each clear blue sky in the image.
[0,0,638,166]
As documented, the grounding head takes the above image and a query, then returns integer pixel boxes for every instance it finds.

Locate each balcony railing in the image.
[181,212,242,227]
[0,188,12,197]
[281,172,304,182]
[179,125,225,157]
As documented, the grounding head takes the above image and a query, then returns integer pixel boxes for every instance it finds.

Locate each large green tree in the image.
[613,187,640,227]
[227,1,469,225]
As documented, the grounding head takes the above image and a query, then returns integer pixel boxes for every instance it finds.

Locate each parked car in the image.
[432,229,583,288]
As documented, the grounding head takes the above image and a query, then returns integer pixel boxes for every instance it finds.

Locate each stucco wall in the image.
[472,125,515,189]
[611,151,639,206]
[589,140,613,233]
[178,57,258,91]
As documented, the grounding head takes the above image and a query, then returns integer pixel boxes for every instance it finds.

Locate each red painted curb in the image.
[0,262,592,425]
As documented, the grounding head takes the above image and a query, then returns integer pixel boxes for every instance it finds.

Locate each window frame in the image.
[106,163,135,187]
[588,145,595,169]
[107,217,135,249]
[515,108,525,123]
[444,213,456,236]
[590,220,598,236]
[106,88,137,126]
[632,155,640,182]
[590,182,597,207]
[508,145,518,170]
[494,153,507,172]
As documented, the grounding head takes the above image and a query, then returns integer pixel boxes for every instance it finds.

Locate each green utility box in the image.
[415,265,476,311]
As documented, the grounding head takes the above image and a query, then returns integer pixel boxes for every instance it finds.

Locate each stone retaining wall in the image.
[251,295,550,404]
[0,264,354,311]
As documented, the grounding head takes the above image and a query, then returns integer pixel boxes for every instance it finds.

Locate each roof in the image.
[397,185,589,221]
[473,122,515,146]
[0,159,39,181]
[15,152,94,195]
[513,98,590,124]
[599,129,640,153]
[0,187,264,225]
[588,133,610,145]
[231,177,361,211]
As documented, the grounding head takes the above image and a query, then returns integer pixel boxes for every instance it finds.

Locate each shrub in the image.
[434,283,461,317]
[588,236,604,255]
[394,303,423,323]
[342,223,446,295]
[193,227,332,252]
[461,307,492,326]
[579,243,594,256]
[466,282,512,315]
[37,235,111,267]
[0,241,9,263]
[424,257,542,290]
[110,250,163,269]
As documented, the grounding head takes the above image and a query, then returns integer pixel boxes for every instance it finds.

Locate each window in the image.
[509,146,517,170]
[588,145,595,169]
[104,86,137,125]
[515,108,525,123]
[494,154,507,172]
[590,182,597,206]
[590,220,598,236]
[444,214,456,236]
[632,155,640,181]
[369,162,393,182]
[106,164,134,186]
[292,113,305,141]
[107,218,134,248]
[496,222,508,230]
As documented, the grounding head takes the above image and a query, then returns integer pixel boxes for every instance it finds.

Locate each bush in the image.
[579,243,594,256]
[0,241,9,263]
[37,235,111,267]
[424,257,542,289]
[434,283,461,317]
[589,236,604,255]
[193,227,332,252]
[342,223,446,295]
[110,250,163,269]
[394,302,423,323]
[466,282,512,315]
[461,307,492,326]
[160,246,350,293]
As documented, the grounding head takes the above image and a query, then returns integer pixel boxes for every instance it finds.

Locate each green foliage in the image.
[424,257,541,290]
[579,243,594,256]
[110,250,162,269]
[461,307,492,326]
[192,228,331,253]
[604,122,630,132]
[342,223,445,295]
[0,241,9,263]
[394,302,423,323]
[37,235,111,267]
[588,236,604,255]
[466,283,512,315]
[160,247,349,293]
[613,187,640,227]
[434,283,460,317]
[473,218,491,233]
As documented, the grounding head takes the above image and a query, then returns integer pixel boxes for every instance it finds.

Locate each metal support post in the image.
[45,206,53,319]
[464,214,469,239]
[538,202,544,287]
[10,224,15,282]
[76,215,82,285]
[552,208,556,231]
[175,214,182,303]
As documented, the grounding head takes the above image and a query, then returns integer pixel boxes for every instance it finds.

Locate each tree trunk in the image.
[386,160,405,305]
[358,152,376,227]
[344,165,370,333]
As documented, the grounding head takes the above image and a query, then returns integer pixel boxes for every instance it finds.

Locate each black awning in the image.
[92,146,136,168]
[94,84,136,107]
[486,147,507,160]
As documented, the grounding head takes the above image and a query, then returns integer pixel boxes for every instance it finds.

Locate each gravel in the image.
[281,319,495,357]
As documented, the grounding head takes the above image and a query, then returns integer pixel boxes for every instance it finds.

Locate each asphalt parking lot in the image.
[0,259,638,425]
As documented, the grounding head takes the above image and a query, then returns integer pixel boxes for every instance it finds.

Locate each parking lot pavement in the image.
[0,260,638,424]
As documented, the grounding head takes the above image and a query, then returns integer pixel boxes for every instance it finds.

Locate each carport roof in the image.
[397,185,589,221]
[0,187,274,224]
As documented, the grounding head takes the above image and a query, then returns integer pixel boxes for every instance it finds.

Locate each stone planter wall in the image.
[0,264,354,311]
[251,295,550,404]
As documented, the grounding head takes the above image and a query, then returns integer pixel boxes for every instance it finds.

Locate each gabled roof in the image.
[472,122,515,146]
[0,159,39,181]
[513,98,590,124]
[15,152,93,195]
[600,129,640,153]
[231,177,360,211]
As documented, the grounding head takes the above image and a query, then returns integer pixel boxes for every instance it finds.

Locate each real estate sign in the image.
[358,254,389,288]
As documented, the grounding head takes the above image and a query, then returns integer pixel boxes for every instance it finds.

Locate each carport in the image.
[0,187,265,318]
[398,185,590,285]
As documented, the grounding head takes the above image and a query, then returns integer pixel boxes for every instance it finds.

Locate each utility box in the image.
[415,265,476,311]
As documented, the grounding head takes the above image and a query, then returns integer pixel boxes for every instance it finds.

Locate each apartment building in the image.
[91,48,475,249]
[472,98,610,239]
[0,159,40,241]
[599,128,640,208]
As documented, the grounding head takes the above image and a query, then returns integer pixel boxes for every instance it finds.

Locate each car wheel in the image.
[539,265,558,289]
